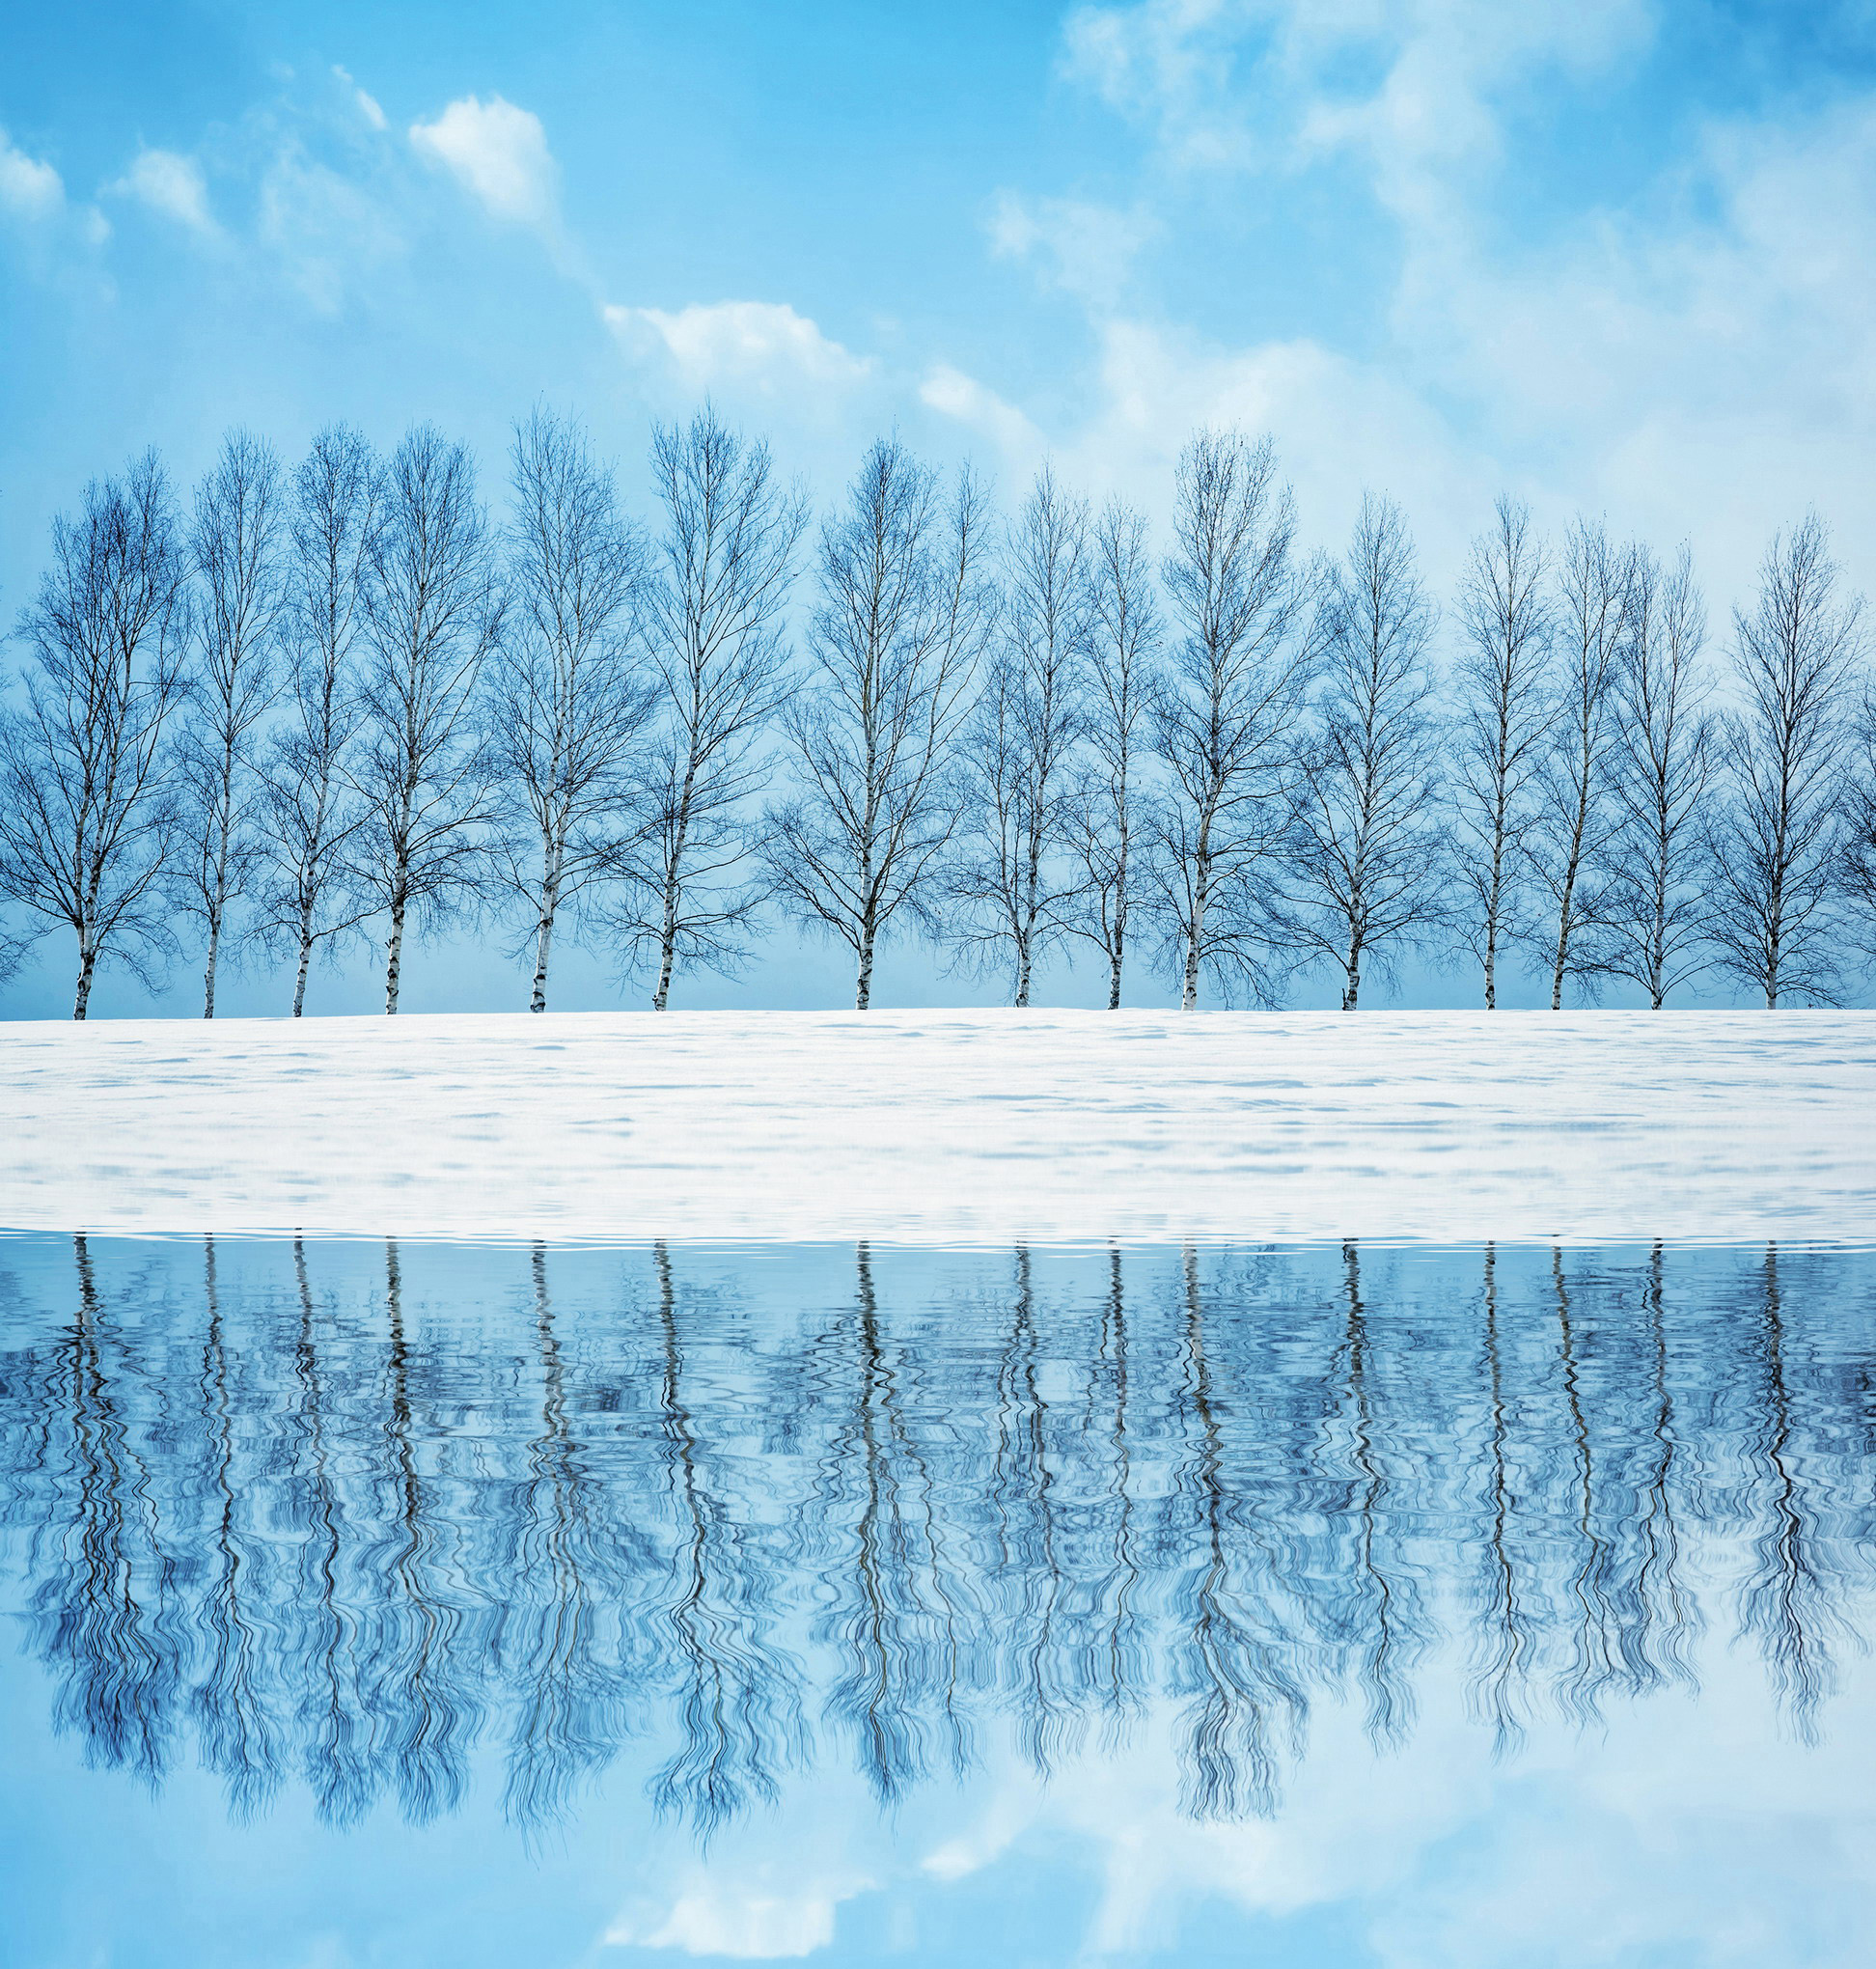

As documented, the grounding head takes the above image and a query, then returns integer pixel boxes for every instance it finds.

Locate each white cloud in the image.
[607,299,874,395]
[1062,0,1255,168]
[916,321,1489,589]
[259,141,404,313]
[0,127,64,222]
[987,192,1157,307]
[107,149,216,234]
[1063,0,1655,191]
[998,0,1876,611]
[333,67,386,131]
[409,94,557,228]
[605,1862,875,1958]
[919,361,1048,468]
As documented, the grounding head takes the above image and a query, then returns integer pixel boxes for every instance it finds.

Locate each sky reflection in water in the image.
[0,1235,1872,1967]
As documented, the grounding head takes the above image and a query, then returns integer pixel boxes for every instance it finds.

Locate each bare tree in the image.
[764,440,996,1010]
[1064,499,1162,1009]
[491,409,656,1013]
[1147,430,1317,1009]
[1448,498,1552,1009]
[1530,518,1631,1009]
[1604,545,1715,1008]
[172,431,288,1016]
[1708,515,1864,1007]
[1282,494,1447,1009]
[0,453,191,1016]
[607,408,805,1009]
[257,426,381,1017]
[947,465,1089,1004]
[353,427,504,1014]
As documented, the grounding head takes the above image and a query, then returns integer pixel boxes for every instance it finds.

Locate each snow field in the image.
[0,1009,1869,1248]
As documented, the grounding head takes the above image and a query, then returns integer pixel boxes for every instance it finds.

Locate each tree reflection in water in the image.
[0,1236,1869,1838]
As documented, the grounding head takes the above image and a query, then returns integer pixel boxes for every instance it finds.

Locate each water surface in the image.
[1,1235,1871,1966]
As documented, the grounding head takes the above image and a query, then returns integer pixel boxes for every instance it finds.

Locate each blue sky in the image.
[4,0,1876,1014]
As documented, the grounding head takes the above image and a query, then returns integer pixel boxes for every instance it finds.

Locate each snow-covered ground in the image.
[0,1009,1869,1247]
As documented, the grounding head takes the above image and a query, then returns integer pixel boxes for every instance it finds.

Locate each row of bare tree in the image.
[3,412,1872,1017]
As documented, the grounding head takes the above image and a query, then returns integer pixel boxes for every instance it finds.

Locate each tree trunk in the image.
[855,920,875,1011]
[1182,844,1209,1012]
[531,906,556,1015]
[653,874,679,1011]
[385,890,405,1014]
[531,842,563,1015]
[1109,828,1128,1012]
[1551,773,1590,1012]
[1017,829,1040,1010]
[203,918,220,1019]
[653,777,697,1013]
[1483,824,1504,1009]
[72,941,97,1021]
[1343,938,1362,1012]
[293,905,313,1019]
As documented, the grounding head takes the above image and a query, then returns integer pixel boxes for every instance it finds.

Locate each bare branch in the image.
[490,408,657,1012]
[1279,494,1448,1009]
[945,464,1090,1005]
[603,407,807,1007]
[170,430,289,1016]
[351,426,506,1013]
[0,451,191,1016]
[764,440,996,1010]
[1446,497,1553,1009]
[1706,514,1864,1007]
[1145,430,1318,1009]
[1061,498,1164,1009]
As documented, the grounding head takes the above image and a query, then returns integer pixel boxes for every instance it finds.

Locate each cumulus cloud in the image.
[607,299,874,395]
[987,191,1157,307]
[107,149,216,233]
[409,94,558,228]
[0,127,64,222]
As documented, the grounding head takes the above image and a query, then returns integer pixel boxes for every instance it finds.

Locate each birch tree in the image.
[947,465,1090,1004]
[764,440,995,1010]
[353,427,504,1013]
[1448,499,1552,1008]
[1148,430,1317,1009]
[610,408,805,1008]
[491,409,655,1013]
[1604,545,1715,1008]
[0,453,191,1016]
[1282,494,1446,1010]
[172,431,288,1016]
[1707,515,1863,1007]
[257,426,380,1017]
[1064,498,1161,1009]
[1530,518,1631,1009]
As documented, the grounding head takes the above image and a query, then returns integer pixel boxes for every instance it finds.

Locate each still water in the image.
[1,1234,1871,1967]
